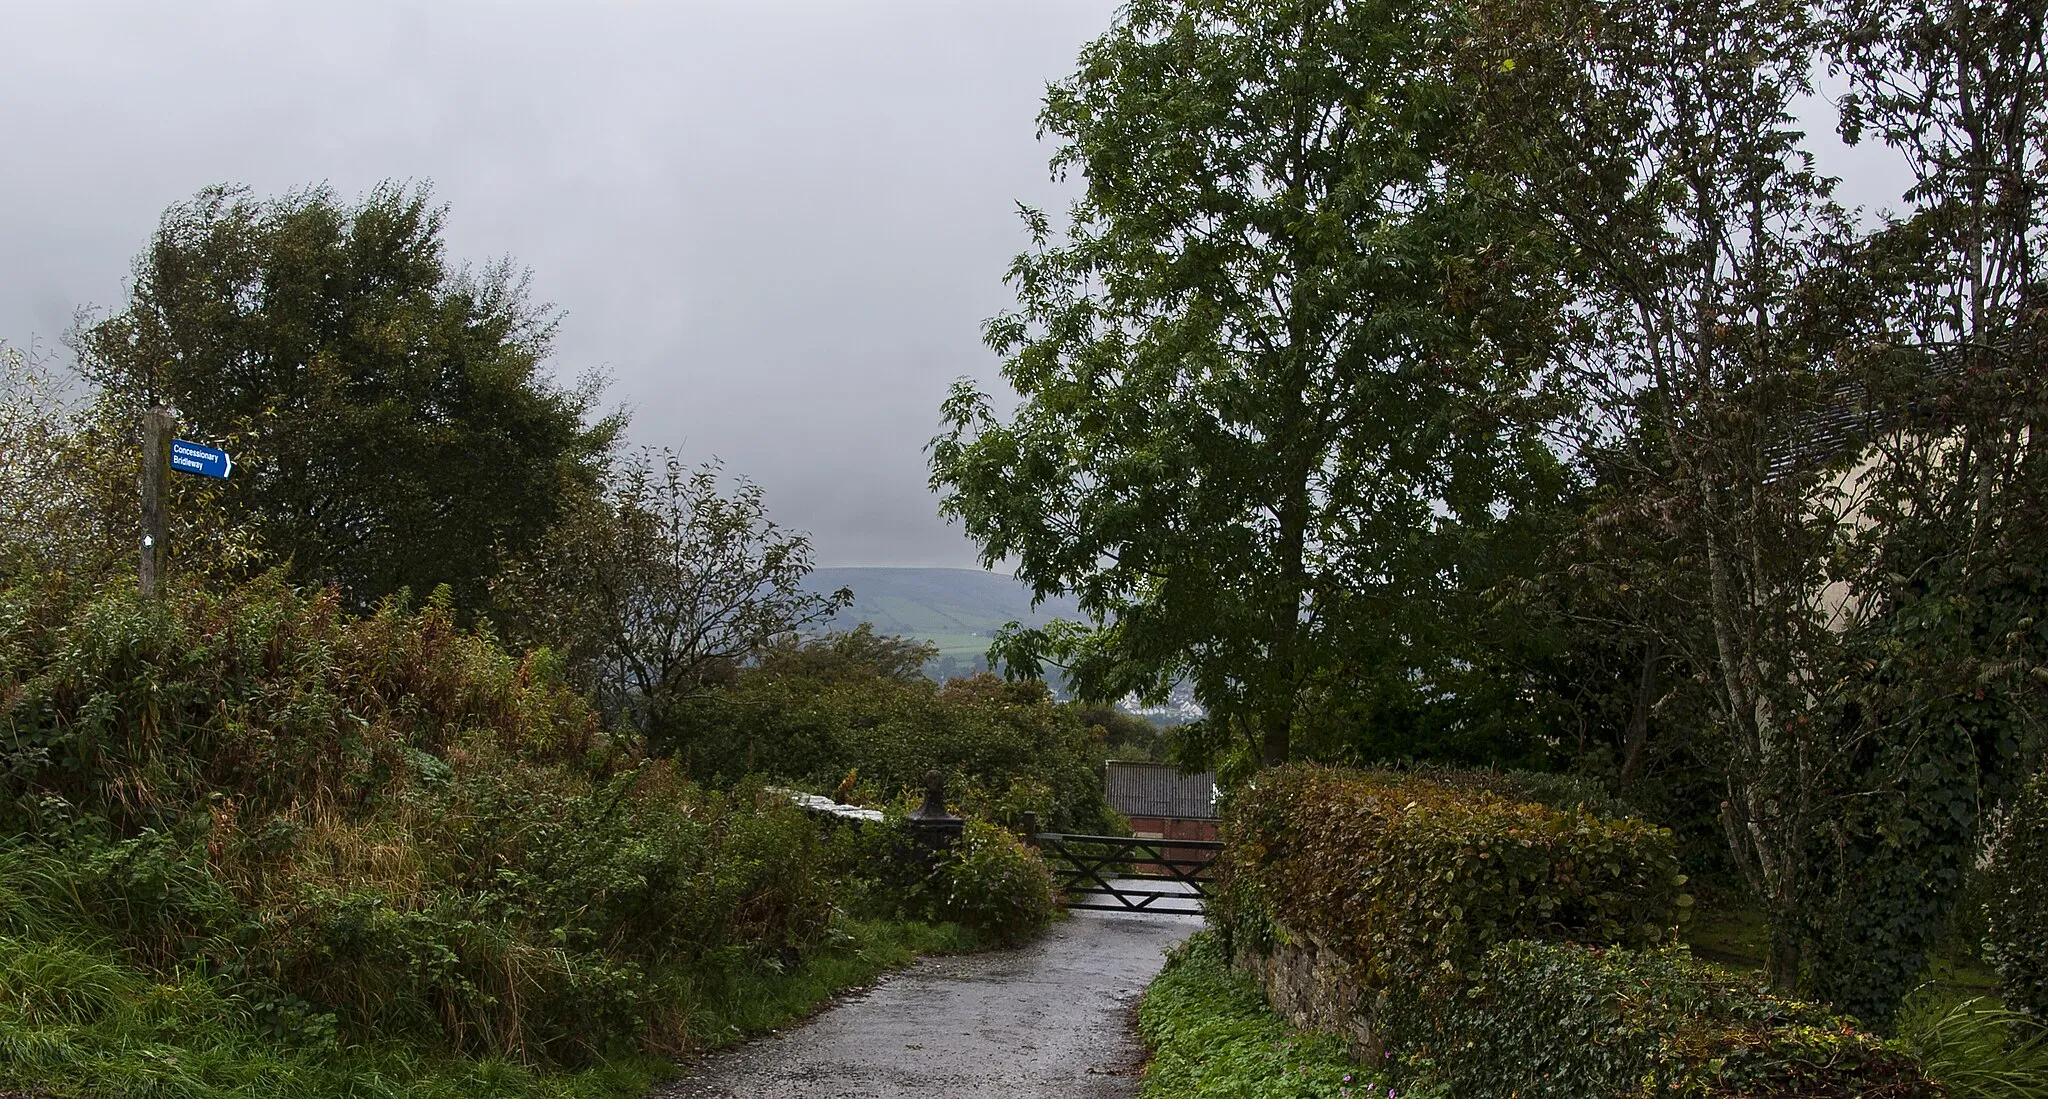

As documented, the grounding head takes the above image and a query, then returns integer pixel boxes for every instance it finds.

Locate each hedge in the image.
[1988,770,2048,1018]
[1392,941,1941,1099]
[1216,765,1687,984]
[1218,766,1941,1097]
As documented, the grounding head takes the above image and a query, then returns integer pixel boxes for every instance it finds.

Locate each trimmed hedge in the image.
[1395,941,1940,1099]
[1219,765,1941,1097]
[1987,770,2048,1018]
[1217,765,1687,983]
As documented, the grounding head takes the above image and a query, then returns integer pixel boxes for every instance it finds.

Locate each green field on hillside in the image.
[807,568,1081,662]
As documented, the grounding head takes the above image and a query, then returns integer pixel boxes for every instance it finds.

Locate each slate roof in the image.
[1105,760,1219,820]
[1766,342,2007,482]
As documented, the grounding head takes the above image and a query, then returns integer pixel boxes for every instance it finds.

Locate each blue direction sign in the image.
[170,439,233,480]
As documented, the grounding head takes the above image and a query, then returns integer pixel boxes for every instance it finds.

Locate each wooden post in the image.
[139,406,173,597]
[1020,811,1040,847]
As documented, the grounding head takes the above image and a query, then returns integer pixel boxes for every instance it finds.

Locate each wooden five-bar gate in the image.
[1025,825,1222,916]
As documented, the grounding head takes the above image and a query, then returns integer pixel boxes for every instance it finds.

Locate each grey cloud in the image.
[0,3,1911,568]
[0,0,1112,568]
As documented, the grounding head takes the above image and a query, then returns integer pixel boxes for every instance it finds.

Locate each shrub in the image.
[1389,940,1941,1099]
[223,765,834,1060]
[1399,764,1635,820]
[1216,765,1687,982]
[0,576,851,1066]
[854,815,1056,945]
[0,769,836,1064]
[0,576,595,833]
[1988,771,2048,1019]
[932,819,1055,944]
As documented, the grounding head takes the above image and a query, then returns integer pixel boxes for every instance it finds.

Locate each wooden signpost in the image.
[138,407,234,597]
[139,407,173,597]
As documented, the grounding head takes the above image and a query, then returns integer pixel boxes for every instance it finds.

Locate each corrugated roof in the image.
[1105,760,1219,820]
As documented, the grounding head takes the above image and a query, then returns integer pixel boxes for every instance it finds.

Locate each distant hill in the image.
[804,567,1080,667]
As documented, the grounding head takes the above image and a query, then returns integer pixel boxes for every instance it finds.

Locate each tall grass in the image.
[0,886,980,1099]
[1136,932,1380,1098]
[1897,991,2048,1099]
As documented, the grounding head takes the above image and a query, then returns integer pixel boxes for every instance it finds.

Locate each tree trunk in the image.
[1261,716,1290,768]
[1616,637,1662,795]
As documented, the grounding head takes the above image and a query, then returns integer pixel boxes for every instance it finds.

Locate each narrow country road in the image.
[657,906,1202,1099]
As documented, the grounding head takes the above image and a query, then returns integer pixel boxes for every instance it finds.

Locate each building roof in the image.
[1105,760,1219,820]
[1766,341,2011,482]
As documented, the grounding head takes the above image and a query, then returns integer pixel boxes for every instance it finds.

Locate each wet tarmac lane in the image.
[657,906,1201,1099]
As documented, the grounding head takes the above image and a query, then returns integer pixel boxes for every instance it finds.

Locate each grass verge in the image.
[1136,932,1385,1099]
[0,915,980,1099]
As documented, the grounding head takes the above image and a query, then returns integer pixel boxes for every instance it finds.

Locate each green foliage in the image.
[668,632,1116,833]
[1895,992,2048,1099]
[1988,771,2048,1019]
[1805,702,1986,1026]
[0,573,959,1075]
[1137,932,1381,1099]
[491,449,850,737]
[927,819,1055,945]
[1217,766,1687,981]
[1390,940,1941,1099]
[73,181,619,615]
[0,903,976,1099]
[1390,763,1637,821]
[929,0,1573,768]
[0,769,836,1063]
[0,574,594,832]
[838,814,1055,946]
[0,923,667,1099]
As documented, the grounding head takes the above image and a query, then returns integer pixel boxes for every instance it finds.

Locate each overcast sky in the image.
[0,2,1911,569]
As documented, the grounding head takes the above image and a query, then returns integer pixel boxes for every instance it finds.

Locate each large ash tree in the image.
[929,0,1569,771]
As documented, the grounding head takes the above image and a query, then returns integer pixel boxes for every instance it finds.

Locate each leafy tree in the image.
[930,0,1571,772]
[1474,0,2047,1007]
[1797,0,2048,1022]
[493,449,850,745]
[751,624,938,686]
[0,343,121,581]
[1463,0,1864,990]
[73,183,619,614]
